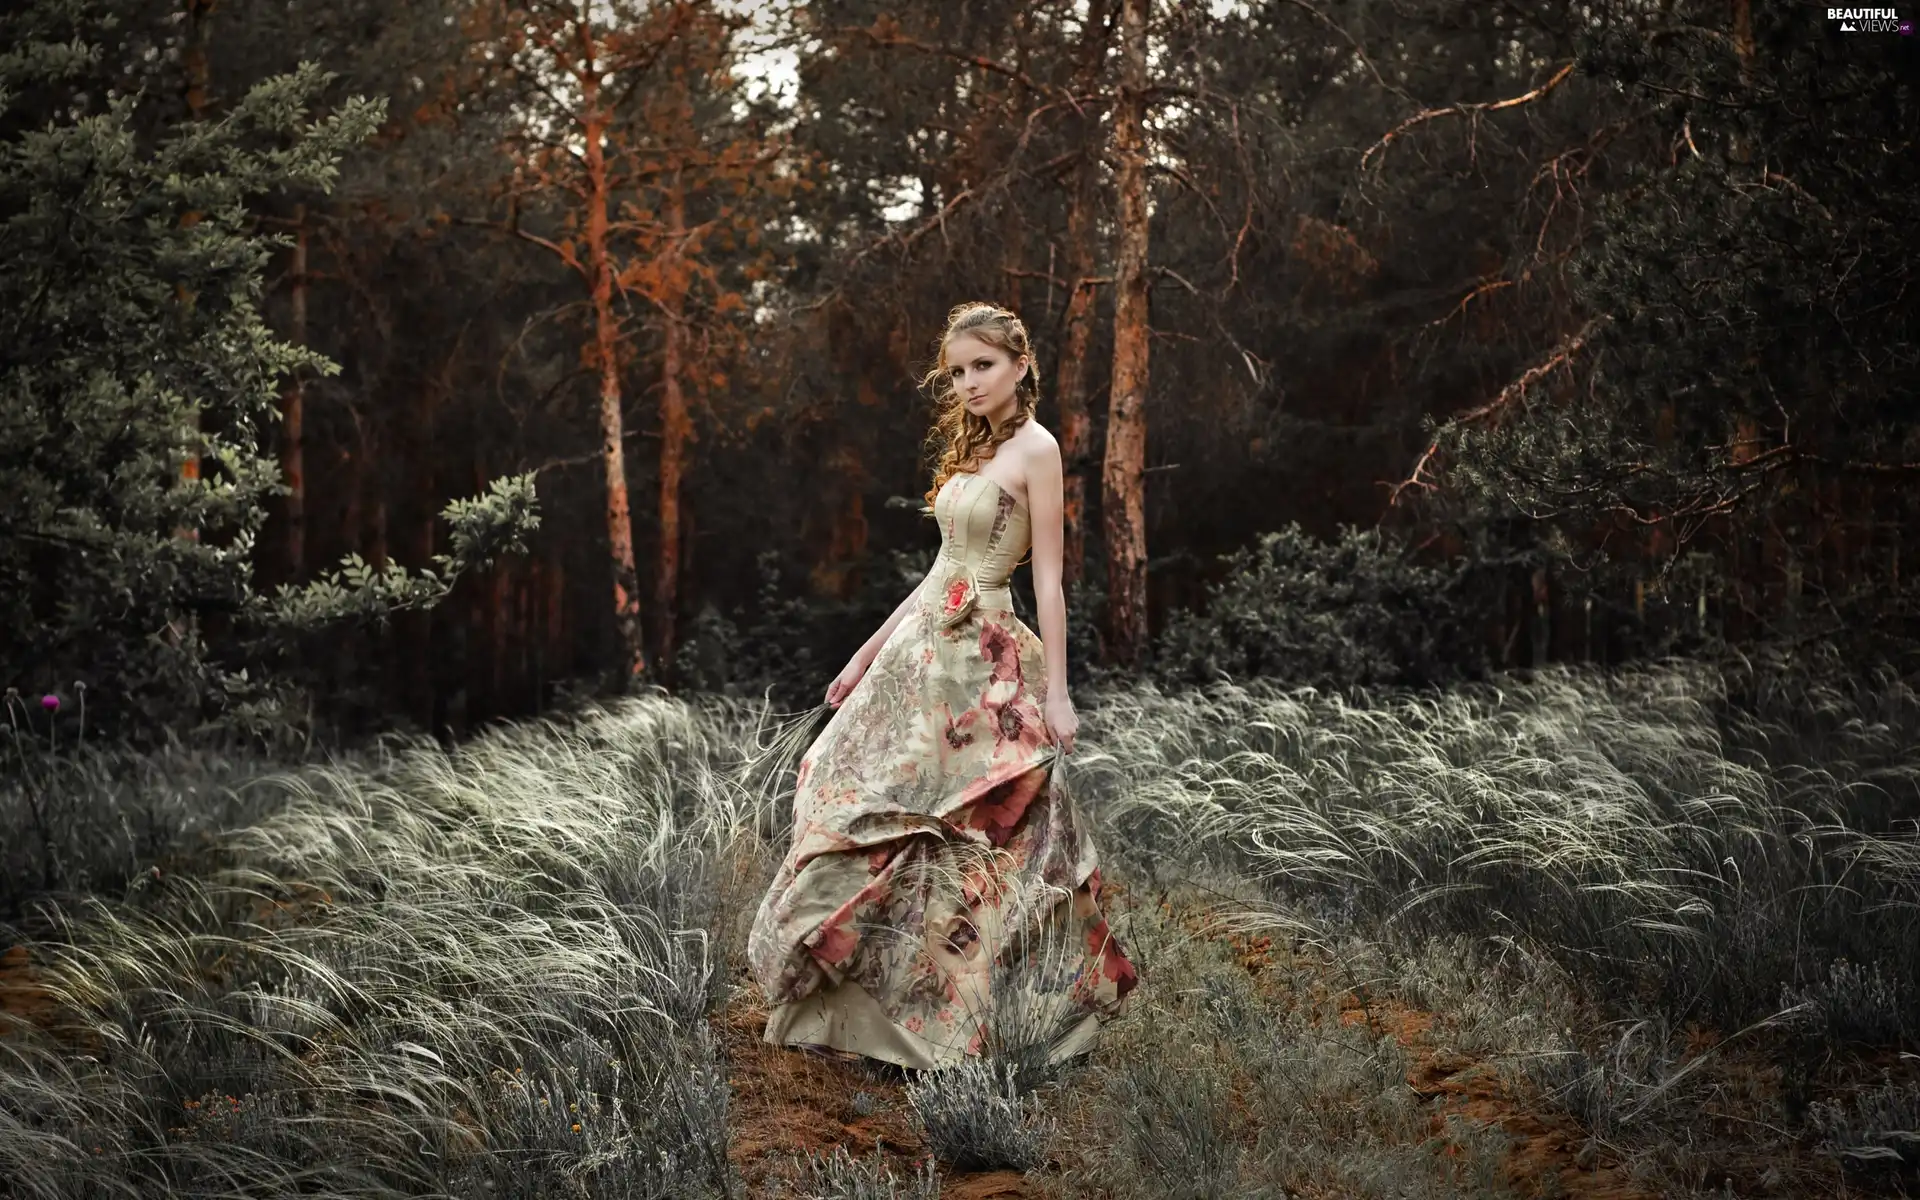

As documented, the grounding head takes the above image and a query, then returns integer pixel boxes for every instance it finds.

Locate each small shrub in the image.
[1807,1074,1920,1167]
[1114,1061,1244,1200]
[797,1142,941,1199]
[906,1058,1053,1173]
[976,880,1109,1096]
[1782,958,1912,1048]
[1151,523,1485,691]
[679,549,935,708]
[443,1027,735,1200]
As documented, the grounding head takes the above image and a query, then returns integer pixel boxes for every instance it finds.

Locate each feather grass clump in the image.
[906,1057,1053,1173]
[1510,1015,1706,1142]
[0,693,806,1200]
[796,1142,941,1199]
[1113,1060,1245,1200]
[1075,658,1920,1042]
[0,734,298,921]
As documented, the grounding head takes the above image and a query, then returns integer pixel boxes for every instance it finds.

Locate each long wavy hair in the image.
[920,302,1042,506]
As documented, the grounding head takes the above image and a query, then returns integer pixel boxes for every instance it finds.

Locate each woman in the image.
[746,302,1137,1071]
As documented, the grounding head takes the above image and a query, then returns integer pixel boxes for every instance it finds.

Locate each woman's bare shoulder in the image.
[1007,423,1061,496]
[1013,420,1059,454]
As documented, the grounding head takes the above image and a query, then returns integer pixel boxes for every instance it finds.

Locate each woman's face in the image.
[946,333,1027,423]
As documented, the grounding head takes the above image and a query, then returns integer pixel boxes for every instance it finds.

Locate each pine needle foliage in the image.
[0,0,539,743]
[1439,2,1920,648]
[1152,524,1487,691]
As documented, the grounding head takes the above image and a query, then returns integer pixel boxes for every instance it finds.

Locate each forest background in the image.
[5,3,1920,1196]
[2,0,1915,743]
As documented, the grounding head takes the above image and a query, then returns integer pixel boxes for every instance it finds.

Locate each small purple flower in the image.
[40,694,59,713]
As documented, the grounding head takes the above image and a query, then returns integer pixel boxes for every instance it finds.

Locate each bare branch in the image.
[838,20,1054,98]
[450,214,588,279]
[1384,318,1601,508]
[522,427,663,478]
[1278,0,1419,108]
[789,127,1075,314]
[1362,62,1578,174]
[1004,266,1112,291]
[1422,277,1516,331]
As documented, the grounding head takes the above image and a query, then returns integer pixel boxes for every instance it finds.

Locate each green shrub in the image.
[679,549,934,710]
[0,1,538,744]
[1151,524,1487,691]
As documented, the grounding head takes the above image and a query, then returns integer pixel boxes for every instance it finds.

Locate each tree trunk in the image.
[1055,0,1110,588]
[406,353,448,730]
[656,187,693,680]
[342,410,366,560]
[582,65,647,689]
[1728,0,1755,164]
[282,202,307,578]
[1057,165,1098,589]
[172,0,217,559]
[515,566,533,713]
[367,491,387,570]
[491,561,512,718]
[545,555,568,693]
[1530,565,1551,667]
[1102,0,1152,665]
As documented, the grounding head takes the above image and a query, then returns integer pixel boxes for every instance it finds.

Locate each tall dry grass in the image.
[0,695,803,1199]
[5,653,1919,1196]
[1076,655,1920,1040]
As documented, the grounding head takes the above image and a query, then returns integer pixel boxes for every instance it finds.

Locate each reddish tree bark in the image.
[366,490,387,571]
[1053,0,1111,589]
[545,555,568,685]
[491,562,512,715]
[404,349,451,729]
[1057,171,1100,589]
[479,0,779,690]
[173,0,217,557]
[655,187,693,678]
[1102,0,1153,664]
[580,57,649,688]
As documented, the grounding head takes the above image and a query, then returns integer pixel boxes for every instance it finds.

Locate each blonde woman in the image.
[747,302,1137,1072]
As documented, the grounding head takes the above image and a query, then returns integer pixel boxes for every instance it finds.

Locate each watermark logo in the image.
[1826,6,1913,33]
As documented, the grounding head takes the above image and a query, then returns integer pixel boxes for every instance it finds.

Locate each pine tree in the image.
[1434,2,1919,647]
[0,0,540,742]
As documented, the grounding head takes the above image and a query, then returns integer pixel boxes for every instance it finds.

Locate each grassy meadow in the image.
[3,655,1920,1198]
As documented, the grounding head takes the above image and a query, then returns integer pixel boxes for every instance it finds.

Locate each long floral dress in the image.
[747,471,1138,1069]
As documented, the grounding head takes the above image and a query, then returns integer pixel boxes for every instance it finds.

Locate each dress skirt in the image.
[746,589,1137,1070]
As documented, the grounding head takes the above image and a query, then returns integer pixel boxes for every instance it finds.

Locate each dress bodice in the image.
[923,472,1029,615]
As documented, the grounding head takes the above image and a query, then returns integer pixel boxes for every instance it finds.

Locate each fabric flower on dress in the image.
[936,568,980,629]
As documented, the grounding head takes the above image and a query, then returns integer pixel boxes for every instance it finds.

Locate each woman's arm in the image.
[857,576,926,666]
[1025,439,1078,751]
[826,570,929,707]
